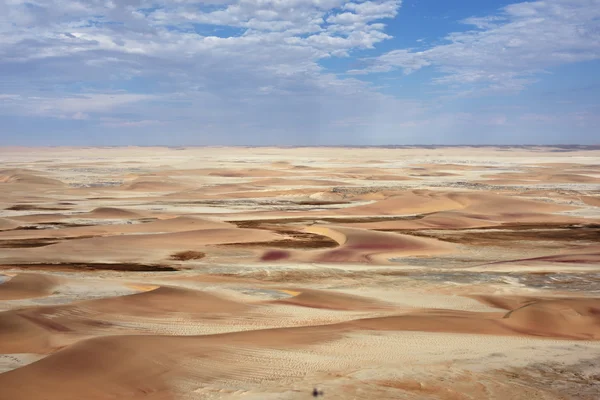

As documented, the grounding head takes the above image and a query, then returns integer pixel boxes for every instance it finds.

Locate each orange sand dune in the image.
[0,324,349,400]
[409,171,459,177]
[124,179,187,191]
[344,297,600,340]
[273,288,391,310]
[473,178,535,185]
[250,177,348,187]
[326,190,463,216]
[362,174,418,181]
[7,213,70,223]
[0,218,20,231]
[1,295,600,399]
[270,225,455,263]
[492,213,595,224]
[474,246,600,268]
[481,172,600,183]
[309,190,573,218]
[173,183,261,195]
[198,188,319,199]
[414,163,498,171]
[582,196,600,207]
[72,286,251,317]
[544,173,600,183]
[470,295,548,311]
[141,167,292,178]
[0,310,58,354]
[0,169,65,186]
[0,228,282,263]
[0,285,252,355]
[445,192,574,214]
[254,223,457,264]
[208,168,296,178]
[341,211,499,231]
[85,207,143,219]
[0,273,59,300]
[522,250,600,265]
[0,216,233,240]
[332,167,394,175]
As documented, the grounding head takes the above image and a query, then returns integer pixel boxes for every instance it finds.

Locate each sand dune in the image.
[208,168,296,177]
[251,177,348,187]
[0,310,59,354]
[85,207,142,219]
[262,225,455,263]
[71,286,251,317]
[274,288,392,310]
[328,191,463,216]
[0,273,59,300]
[0,228,282,264]
[477,247,600,268]
[582,196,600,207]
[480,172,600,184]
[415,163,498,171]
[345,297,600,339]
[0,216,233,240]
[0,169,65,186]
[125,180,187,191]
[364,174,418,181]
[0,218,20,231]
[2,147,600,399]
[446,192,574,214]
[0,285,252,355]
[0,324,348,400]
[1,294,599,399]
[409,171,459,177]
[8,213,69,223]
[341,211,499,230]
[307,191,573,218]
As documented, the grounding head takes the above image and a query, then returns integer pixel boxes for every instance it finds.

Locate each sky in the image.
[0,0,599,145]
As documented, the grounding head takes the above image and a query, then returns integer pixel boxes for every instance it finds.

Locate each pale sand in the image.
[1,146,600,399]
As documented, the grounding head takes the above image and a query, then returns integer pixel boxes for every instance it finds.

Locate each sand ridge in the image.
[0,273,60,300]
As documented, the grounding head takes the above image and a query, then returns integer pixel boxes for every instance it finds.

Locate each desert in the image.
[1,146,600,399]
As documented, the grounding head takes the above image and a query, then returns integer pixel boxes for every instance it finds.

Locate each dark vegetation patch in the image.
[5,204,71,211]
[396,224,600,245]
[0,263,178,272]
[232,214,426,229]
[0,235,97,248]
[220,231,338,249]
[37,222,95,228]
[294,200,349,206]
[170,250,206,261]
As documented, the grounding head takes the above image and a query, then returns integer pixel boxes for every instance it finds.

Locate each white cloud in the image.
[0,0,598,145]
[0,93,155,118]
[37,93,155,114]
[352,0,600,92]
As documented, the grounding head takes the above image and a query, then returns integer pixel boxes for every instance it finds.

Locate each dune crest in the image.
[0,273,60,300]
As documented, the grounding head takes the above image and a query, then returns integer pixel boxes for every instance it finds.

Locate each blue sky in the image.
[0,0,599,145]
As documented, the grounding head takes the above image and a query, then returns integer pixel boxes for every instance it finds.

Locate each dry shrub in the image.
[170,251,206,261]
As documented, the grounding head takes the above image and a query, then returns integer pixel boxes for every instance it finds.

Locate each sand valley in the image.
[1,146,600,399]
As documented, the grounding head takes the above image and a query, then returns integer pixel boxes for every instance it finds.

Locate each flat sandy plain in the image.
[1,146,600,399]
